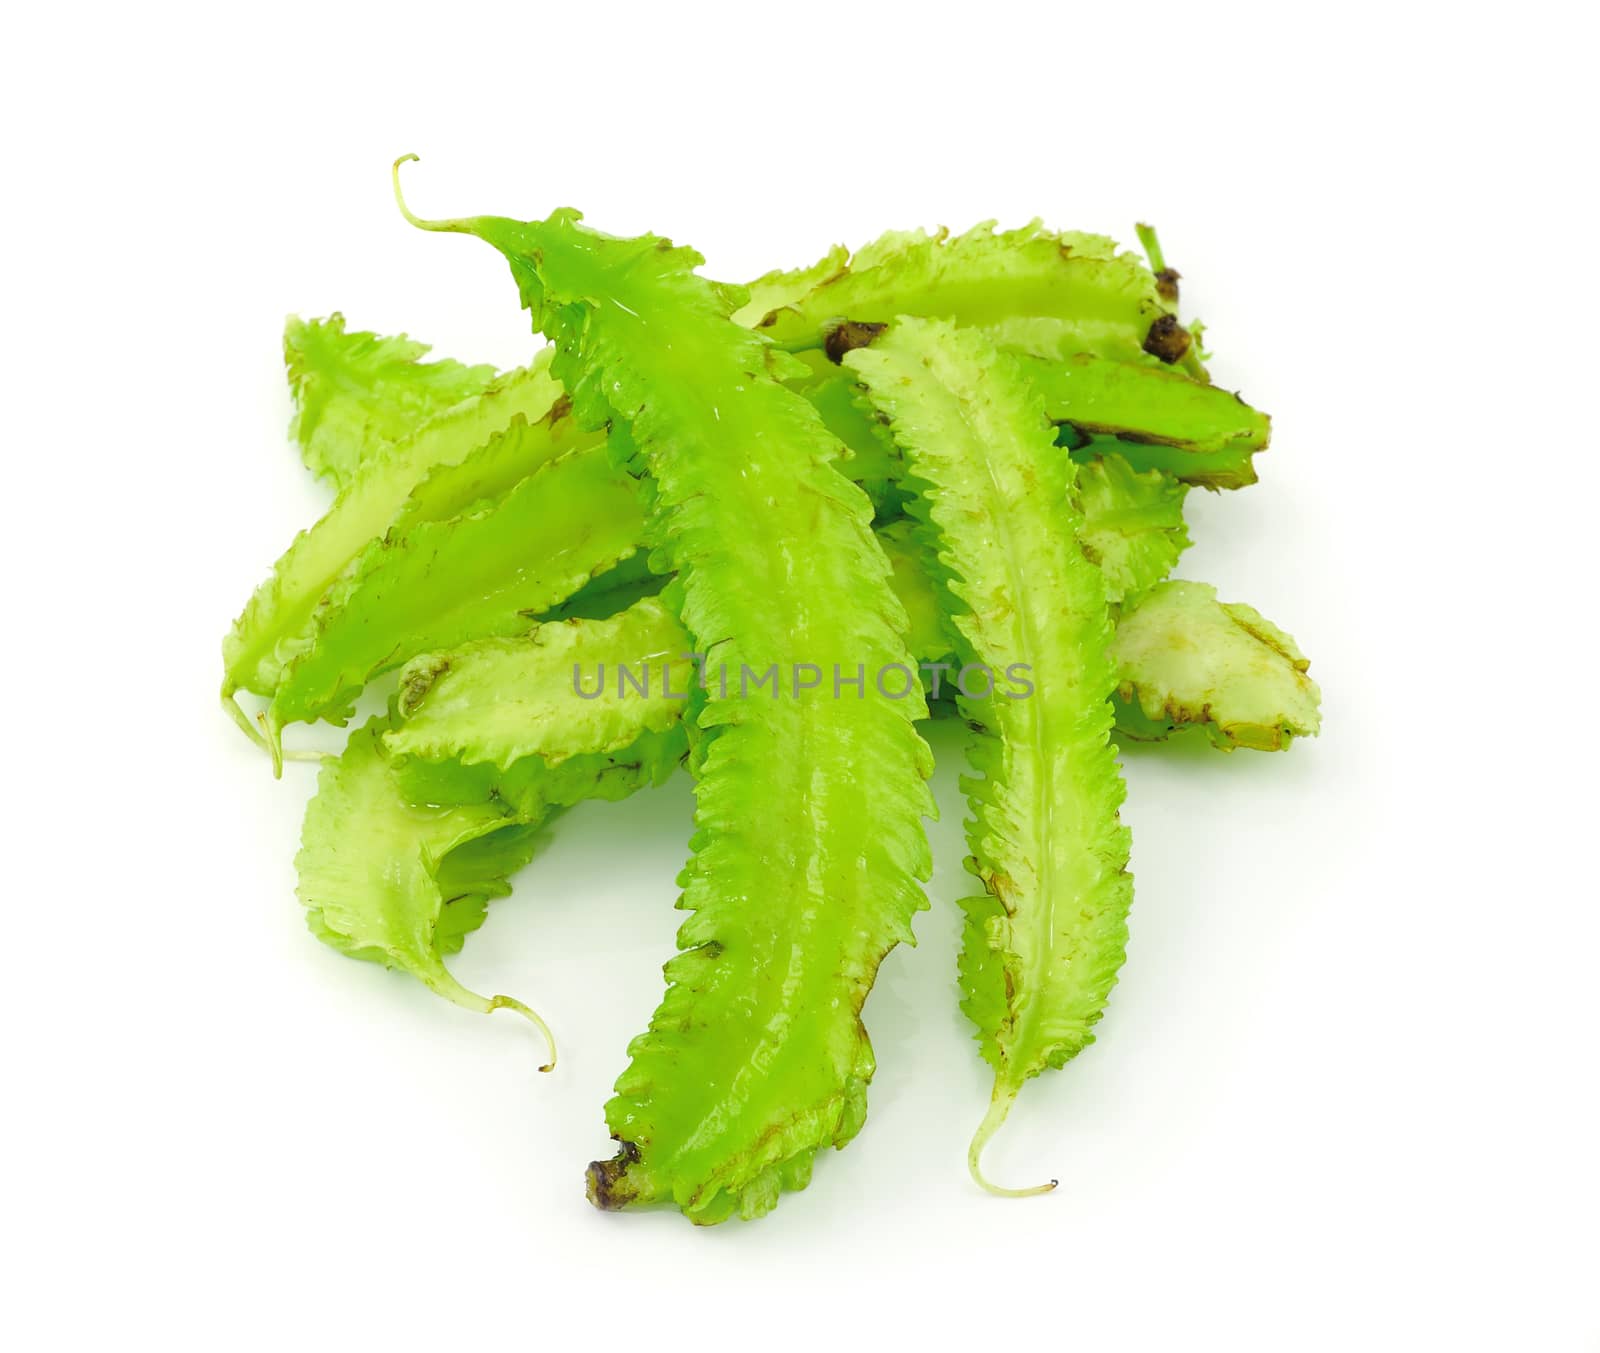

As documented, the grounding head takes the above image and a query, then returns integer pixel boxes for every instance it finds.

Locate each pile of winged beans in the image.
[220,158,1320,1224]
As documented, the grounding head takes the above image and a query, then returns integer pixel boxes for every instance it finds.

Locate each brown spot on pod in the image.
[824,320,888,364]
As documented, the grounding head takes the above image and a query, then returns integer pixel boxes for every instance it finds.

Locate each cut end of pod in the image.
[586,1141,643,1211]
[1142,314,1193,366]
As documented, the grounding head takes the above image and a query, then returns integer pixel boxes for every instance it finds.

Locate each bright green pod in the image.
[392,719,688,819]
[302,601,688,1029]
[298,708,686,1059]
[383,556,942,805]
[800,345,1266,491]
[845,318,1133,1195]
[396,159,935,1223]
[879,522,952,662]
[285,313,498,491]
[385,601,692,815]
[386,596,694,772]
[221,355,567,744]
[1075,455,1191,605]
[265,432,645,756]
[389,391,598,532]
[296,717,556,1068]
[757,221,1205,377]
[1024,352,1269,490]
[782,350,905,502]
[729,244,849,327]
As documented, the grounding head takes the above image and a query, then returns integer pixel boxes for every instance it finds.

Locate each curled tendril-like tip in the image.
[391,154,424,226]
[489,995,558,1073]
[433,968,557,1071]
[392,154,465,234]
[968,1092,1058,1199]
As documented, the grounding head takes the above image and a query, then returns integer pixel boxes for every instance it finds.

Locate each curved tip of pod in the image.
[487,994,558,1073]
[391,153,424,225]
[967,1090,1058,1199]
[391,153,469,235]
[430,964,558,1072]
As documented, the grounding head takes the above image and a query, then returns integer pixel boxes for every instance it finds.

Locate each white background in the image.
[4,3,1594,1348]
